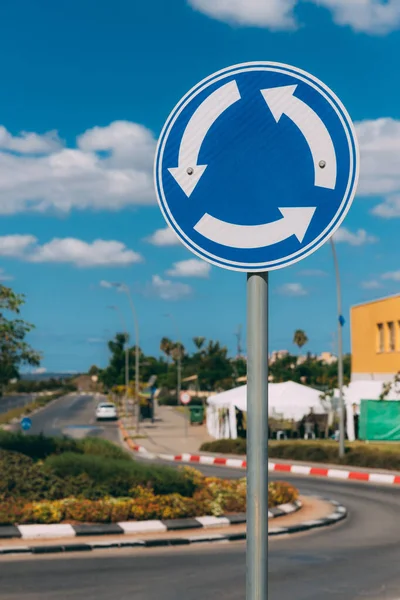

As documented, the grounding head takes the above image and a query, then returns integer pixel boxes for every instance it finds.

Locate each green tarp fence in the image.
[359,399,400,441]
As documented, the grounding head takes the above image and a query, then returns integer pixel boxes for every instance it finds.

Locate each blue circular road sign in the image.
[154,62,359,272]
[20,417,32,431]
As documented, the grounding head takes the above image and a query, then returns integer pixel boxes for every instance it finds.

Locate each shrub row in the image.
[0,431,131,461]
[268,441,400,470]
[0,448,198,501]
[0,468,298,525]
[200,438,400,471]
[200,438,247,455]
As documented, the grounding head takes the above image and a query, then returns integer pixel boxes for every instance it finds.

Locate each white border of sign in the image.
[180,391,191,405]
[154,61,360,273]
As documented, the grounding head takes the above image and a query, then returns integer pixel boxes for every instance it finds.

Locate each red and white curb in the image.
[120,427,400,487]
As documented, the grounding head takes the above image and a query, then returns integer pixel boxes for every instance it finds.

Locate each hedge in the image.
[45,453,197,497]
[0,467,298,525]
[200,439,400,471]
[200,438,247,455]
[0,447,199,501]
[0,431,130,461]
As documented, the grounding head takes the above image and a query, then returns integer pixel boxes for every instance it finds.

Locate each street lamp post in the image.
[165,313,186,437]
[330,238,345,459]
[110,283,141,432]
[107,306,129,415]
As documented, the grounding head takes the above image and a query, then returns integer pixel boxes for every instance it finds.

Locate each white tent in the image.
[206,381,326,440]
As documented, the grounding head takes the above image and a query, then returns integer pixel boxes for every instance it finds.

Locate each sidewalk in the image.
[122,406,214,455]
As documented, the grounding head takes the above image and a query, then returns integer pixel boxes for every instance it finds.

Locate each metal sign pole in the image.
[246,272,269,600]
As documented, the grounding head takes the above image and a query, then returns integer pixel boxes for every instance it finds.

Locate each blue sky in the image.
[1,0,400,372]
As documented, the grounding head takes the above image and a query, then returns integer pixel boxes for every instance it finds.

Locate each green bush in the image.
[200,438,247,455]
[45,452,197,497]
[77,437,131,461]
[0,450,66,501]
[0,431,130,462]
[0,431,80,460]
[269,442,400,470]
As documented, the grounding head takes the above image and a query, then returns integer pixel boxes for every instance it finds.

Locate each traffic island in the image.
[0,495,346,555]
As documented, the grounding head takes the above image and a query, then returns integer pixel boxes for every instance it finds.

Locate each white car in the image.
[96,402,118,421]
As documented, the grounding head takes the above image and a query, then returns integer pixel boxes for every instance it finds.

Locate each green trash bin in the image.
[189,406,204,425]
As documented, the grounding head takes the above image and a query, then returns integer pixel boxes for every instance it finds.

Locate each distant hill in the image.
[21,372,79,381]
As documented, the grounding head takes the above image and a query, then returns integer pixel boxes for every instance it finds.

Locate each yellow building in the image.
[351,294,400,381]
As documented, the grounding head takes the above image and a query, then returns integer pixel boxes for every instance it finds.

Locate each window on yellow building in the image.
[388,321,395,352]
[377,323,384,352]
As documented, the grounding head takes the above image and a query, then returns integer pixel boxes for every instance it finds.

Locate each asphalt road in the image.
[25,393,120,444]
[2,394,400,599]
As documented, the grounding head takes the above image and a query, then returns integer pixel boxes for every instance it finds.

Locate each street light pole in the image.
[110,283,140,432]
[123,288,140,433]
[165,313,186,436]
[330,238,345,458]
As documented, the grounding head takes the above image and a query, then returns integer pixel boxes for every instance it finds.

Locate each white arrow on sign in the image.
[168,80,241,197]
[261,85,337,190]
[194,207,316,249]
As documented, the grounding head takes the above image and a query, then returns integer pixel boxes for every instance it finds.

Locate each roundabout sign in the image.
[154,61,360,600]
[154,62,359,272]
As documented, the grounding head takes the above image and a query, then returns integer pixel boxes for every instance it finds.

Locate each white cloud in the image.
[315,0,400,35]
[334,227,378,246]
[188,0,297,29]
[278,282,307,296]
[146,227,181,247]
[32,367,47,374]
[382,271,400,281]
[0,121,156,215]
[147,275,192,301]
[0,268,14,282]
[100,280,114,289]
[299,269,327,277]
[0,127,62,154]
[371,195,400,218]
[0,235,37,257]
[188,0,400,34]
[0,235,143,267]
[361,279,382,289]
[356,119,400,209]
[166,259,211,278]
[29,239,142,268]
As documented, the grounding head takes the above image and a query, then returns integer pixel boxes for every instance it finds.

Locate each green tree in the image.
[88,365,99,376]
[0,285,41,395]
[99,333,128,389]
[293,329,308,350]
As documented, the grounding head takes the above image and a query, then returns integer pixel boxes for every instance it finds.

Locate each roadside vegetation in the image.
[0,392,69,426]
[0,432,297,525]
[200,439,400,471]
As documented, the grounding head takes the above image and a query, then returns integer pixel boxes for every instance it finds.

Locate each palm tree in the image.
[170,342,185,362]
[193,336,206,351]
[293,330,308,350]
[160,337,173,362]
